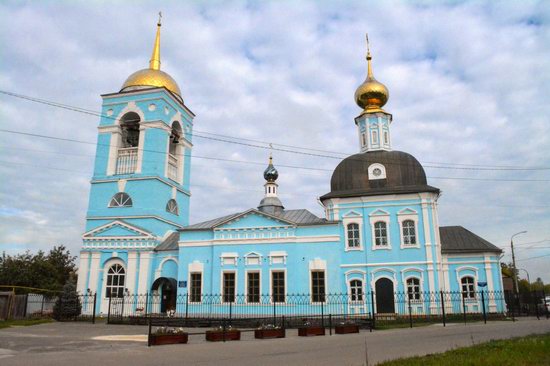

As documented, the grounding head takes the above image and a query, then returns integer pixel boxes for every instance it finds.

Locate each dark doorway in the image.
[151,277,177,313]
[375,278,395,313]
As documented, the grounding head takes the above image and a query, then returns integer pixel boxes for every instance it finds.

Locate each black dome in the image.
[320,150,439,200]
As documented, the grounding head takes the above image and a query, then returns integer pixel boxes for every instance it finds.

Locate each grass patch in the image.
[0,318,53,329]
[379,333,550,365]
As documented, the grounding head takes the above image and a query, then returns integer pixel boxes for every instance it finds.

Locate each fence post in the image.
[461,292,467,325]
[481,291,487,324]
[229,301,232,327]
[321,301,325,328]
[510,292,516,322]
[23,293,29,318]
[121,293,125,321]
[273,300,276,326]
[144,292,149,317]
[440,291,446,327]
[92,293,97,324]
[329,314,332,336]
[40,295,45,317]
[534,291,540,320]
[408,294,413,328]
[107,296,112,324]
[185,293,189,320]
[282,315,285,330]
[543,289,549,319]
[370,291,376,330]
[147,317,152,347]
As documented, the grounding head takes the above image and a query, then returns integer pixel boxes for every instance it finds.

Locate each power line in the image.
[2,89,550,172]
[516,253,550,262]
[2,128,550,183]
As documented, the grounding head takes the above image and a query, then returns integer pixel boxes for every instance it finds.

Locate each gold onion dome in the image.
[354,34,389,113]
[120,15,182,101]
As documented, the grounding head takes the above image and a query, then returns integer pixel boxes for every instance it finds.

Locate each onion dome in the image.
[320,150,439,201]
[354,34,389,114]
[263,155,279,182]
[120,16,183,102]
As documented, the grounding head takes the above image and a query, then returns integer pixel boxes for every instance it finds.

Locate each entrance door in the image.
[375,278,395,313]
[160,282,175,313]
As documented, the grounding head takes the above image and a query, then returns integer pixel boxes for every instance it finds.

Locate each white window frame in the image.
[270,269,287,304]
[405,277,422,303]
[460,275,477,300]
[245,270,261,304]
[367,163,386,180]
[103,260,126,300]
[370,211,391,250]
[188,271,203,304]
[221,270,237,303]
[108,192,133,208]
[343,213,363,251]
[349,279,364,303]
[268,251,287,265]
[220,252,238,267]
[398,209,420,249]
[244,252,262,266]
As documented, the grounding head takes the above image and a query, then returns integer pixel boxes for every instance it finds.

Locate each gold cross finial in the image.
[366,33,371,59]
[158,11,162,26]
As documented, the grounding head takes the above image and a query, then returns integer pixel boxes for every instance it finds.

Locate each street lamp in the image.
[511,231,527,296]
[517,268,531,291]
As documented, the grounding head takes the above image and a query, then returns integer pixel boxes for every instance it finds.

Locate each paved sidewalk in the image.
[0,318,548,365]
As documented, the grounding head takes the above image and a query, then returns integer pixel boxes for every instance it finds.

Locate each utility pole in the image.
[510,231,527,295]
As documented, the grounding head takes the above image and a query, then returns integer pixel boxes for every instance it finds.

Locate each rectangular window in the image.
[223,272,236,303]
[311,271,326,303]
[247,272,260,303]
[190,273,202,303]
[272,271,285,303]
[372,130,378,144]
[347,223,360,248]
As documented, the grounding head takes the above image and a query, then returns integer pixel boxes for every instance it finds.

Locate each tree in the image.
[0,246,77,293]
[52,281,81,320]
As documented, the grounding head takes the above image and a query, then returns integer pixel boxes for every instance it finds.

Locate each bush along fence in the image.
[98,290,549,328]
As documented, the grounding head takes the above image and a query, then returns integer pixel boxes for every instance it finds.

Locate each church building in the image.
[76,20,505,316]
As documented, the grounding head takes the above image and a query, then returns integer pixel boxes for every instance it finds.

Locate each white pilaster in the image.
[484,255,497,311]
[137,251,153,294]
[106,131,121,175]
[126,251,138,295]
[87,252,102,294]
[76,251,90,294]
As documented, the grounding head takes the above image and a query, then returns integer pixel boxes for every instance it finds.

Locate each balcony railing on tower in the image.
[116,147,138,175]
[167,153,178,181]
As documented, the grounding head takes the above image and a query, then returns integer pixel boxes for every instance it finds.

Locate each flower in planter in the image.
[258,323,281,330]
[167,309,176,318]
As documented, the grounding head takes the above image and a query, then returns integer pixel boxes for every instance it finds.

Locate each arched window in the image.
[374,221,388,246]
[402,220,416,245]
[461,276,476,299]
[167,121,182,181]
[106,264,125,298]
[109,192,133,207]
[120,112,140,148]
[406,277,421,301]
[347,223,360,248]
[166,199,178,215]
[350,279,363,302]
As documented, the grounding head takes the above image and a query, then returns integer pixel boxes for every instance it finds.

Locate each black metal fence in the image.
[101,290,549,328]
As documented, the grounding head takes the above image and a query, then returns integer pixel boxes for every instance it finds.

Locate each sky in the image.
[0,0,549,282]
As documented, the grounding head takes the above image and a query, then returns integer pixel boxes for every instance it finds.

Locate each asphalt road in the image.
[1,318,549,365]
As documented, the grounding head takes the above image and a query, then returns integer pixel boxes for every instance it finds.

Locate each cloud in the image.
[0,1,549,280]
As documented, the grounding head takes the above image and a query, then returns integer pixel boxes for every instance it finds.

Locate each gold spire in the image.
[120,13,183,102]
[149,12,162,70]
[354,33,389,114]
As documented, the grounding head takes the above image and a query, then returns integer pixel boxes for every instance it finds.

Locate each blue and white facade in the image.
[76,23,505,315]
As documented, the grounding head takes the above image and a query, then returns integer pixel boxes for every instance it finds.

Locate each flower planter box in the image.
[255,328,286,339]
[298,326,325,337]
[149,333,188,346]
[335,324,360,334]
[205,330,241,342]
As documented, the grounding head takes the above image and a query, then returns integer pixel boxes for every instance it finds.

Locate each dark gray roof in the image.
[320,150,439,200]
[181,209,333,231]
[440,226,502,254]
[154,231,180,251]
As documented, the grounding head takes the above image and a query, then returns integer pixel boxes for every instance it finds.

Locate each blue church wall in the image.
[92,133,112,176]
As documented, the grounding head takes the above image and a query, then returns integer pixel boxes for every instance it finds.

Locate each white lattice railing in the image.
[167,153,178,181]
[116,147,138,175]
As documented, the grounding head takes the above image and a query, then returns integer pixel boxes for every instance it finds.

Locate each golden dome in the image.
[354,35,389,114]
[120,16,183,101]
